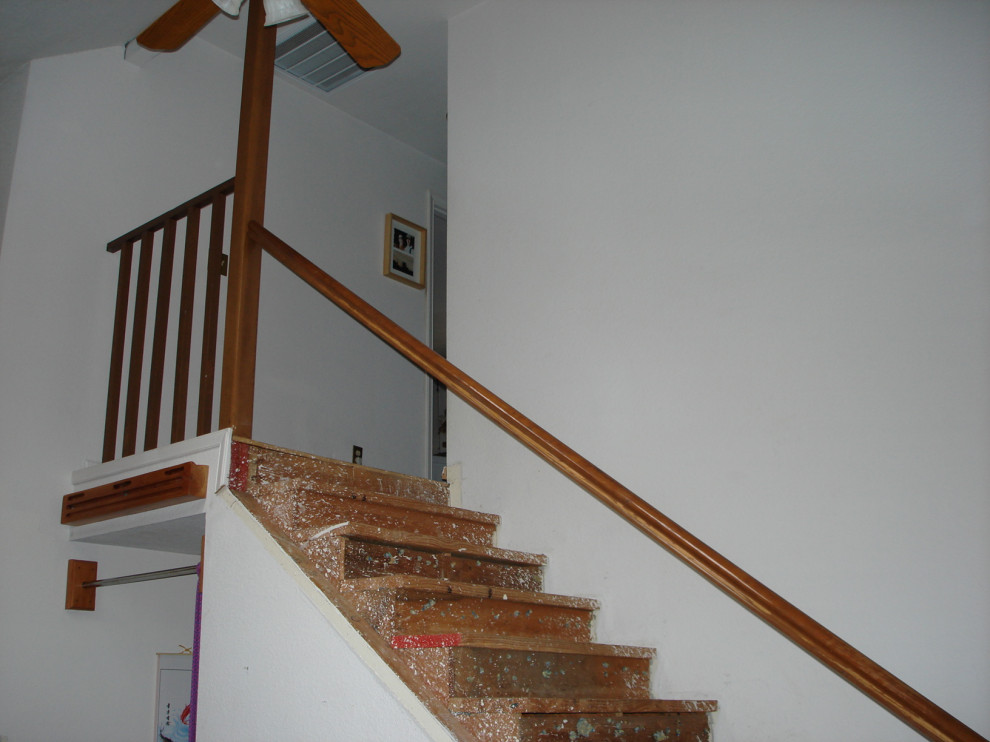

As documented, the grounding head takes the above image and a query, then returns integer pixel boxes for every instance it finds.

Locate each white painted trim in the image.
[66,430,232,553]
[425,193,448,479]
[71,428,232,492]
[213,487,456,741]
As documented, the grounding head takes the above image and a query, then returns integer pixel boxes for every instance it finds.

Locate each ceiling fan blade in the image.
[301,0,400,70]
[137,0,222,51]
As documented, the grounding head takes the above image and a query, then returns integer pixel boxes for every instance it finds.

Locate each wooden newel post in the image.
[219,0,276,437]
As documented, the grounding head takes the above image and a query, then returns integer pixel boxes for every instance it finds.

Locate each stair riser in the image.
[403,646,652,700]
[517,712,711,741]
[391,597,594,643]
[289,494,497,546]
[449,647,651,699]
[334,539,543,591]
[243,486,296,533]
[244,450,448,505]
[455,711,520,742]
[457,711,712,742]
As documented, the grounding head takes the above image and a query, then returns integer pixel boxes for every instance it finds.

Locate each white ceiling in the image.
[0,0,482,162]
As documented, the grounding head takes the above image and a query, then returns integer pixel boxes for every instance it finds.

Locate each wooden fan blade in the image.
[137,0,222,51]
[302,0,401,70]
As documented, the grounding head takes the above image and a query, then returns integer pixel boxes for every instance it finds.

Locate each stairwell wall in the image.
[197,488,448,741]
[0,32,441,741]
[446,1,990,740]
[0,64,28,255]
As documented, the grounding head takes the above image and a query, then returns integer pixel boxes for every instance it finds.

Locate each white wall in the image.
[0,64,28,252]
[0,43,240,742]
[0,34,442,741]
[447,2,990,740]
[198,488,451,741]
[256,58,445,475]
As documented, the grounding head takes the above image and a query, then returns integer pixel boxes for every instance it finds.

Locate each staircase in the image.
[229,438,717,741]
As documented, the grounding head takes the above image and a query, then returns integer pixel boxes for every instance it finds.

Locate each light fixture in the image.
[210,0,308,26]
[263,0,309,25]
[211,0,243,16]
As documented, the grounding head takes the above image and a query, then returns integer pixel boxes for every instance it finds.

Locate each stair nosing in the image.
[447,697,718,714]
[343,575,601,611]
[392,632,655,659]
[312,523,548,566]
[272,479,501,526]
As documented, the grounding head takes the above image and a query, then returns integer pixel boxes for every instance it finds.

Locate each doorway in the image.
[428,200,447,481]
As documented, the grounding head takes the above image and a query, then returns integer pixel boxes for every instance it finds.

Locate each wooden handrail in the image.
[247,221,985,742]
[106,178,234,254]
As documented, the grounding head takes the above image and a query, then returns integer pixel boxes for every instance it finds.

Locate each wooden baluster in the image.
[102,239,133,462]
[198,190,228,435]
[171,206,201,443]
[103,178,233,460]
[144,218,178,451]
[122,231,155,457]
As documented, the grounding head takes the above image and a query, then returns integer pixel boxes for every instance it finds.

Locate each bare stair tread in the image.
[310,522,548,566]
[233,437,449,505]
[447,697,718,714]
[345,574,600,611]
[232,440,717,740]
[391,632,656,659]
[284,480,501,526]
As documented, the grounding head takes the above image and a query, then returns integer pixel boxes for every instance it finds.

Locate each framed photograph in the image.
[384,213,427,289]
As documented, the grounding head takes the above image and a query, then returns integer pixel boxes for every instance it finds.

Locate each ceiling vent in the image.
[274,20,367,93]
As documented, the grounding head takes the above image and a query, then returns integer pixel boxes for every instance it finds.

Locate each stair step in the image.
[229,439,719,742]
[344,575,599,643]
[304,524,546,591]
[516,711,711,741]
[447,698,718,714]
[396,634,654,700]
[393,632,654,657]
[231,438,450,505]
[285,486,500,546]
[452,698,716,742]
[450,699,716,742]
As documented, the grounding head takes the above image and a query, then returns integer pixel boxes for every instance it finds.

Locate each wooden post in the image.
[219,0,276,437]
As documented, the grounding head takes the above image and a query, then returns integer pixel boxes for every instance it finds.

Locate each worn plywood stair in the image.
[229,438,717,741]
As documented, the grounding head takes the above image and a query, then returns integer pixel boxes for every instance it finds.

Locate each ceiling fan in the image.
[134,0,400,428]
[137,0,400,69]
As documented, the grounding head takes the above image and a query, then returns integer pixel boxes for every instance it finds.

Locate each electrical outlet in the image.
[352,445,363,465]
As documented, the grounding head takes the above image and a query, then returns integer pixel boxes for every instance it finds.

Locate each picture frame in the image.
[155,652,193,742]
[384,213,427,289]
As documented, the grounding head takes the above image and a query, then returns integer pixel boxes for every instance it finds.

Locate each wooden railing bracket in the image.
[65,559,98,611]
[65,559,199,611]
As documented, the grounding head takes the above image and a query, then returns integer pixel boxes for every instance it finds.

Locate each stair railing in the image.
[242,219,985,742]
[102,179,234,462]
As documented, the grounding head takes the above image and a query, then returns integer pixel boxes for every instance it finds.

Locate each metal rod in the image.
[83,565,198,589]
